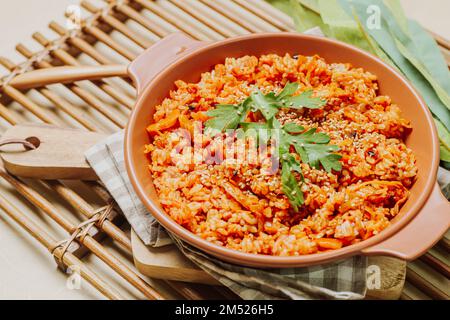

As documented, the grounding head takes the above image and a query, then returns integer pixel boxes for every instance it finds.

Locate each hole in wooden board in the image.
[25,136,40,149]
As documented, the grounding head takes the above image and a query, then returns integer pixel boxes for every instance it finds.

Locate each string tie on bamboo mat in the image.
[0,58,40,90]
[50,203,114,271]
[0,37,72,90]
[90,201,115,228]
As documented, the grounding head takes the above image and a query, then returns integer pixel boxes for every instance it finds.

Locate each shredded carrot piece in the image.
[191,111,209,122]
[315,238,343,250]
[352,180,404,191]
[221,180,265,214]
[179,114,193,136]
[146,109,180,135]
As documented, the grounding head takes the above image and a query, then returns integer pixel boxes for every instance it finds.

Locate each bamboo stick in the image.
[49,22,114,64]
[240,0,296,30]
[0,57,61,126]
[81,1,154,48]
[83,235,164,299]
[38,89,101,131]
[0,170,80,233]
[2,85,60,125]
[113,2,169,38]
[117,0,237,44]
[133,0,216,41]
[165,281,207,300]
[65,83,127,128]
[233,0,294,31]
[427,28,450,51]
[0,102,21,125]
[82,23,138,60]
[406,267,449,300]
[0,191,123,300]
[44,179,133,252]
[199,0,272,33]
[419,253,450,278]
[150,0,224,40]
[225,0,285,32]
[84,181,116,204]
[399,291,414,300]
[169,0,246,37]
[438,237,450,253]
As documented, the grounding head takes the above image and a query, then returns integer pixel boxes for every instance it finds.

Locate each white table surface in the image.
[0,0,449,299]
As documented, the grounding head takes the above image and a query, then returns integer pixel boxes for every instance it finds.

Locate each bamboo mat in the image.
[0,0,448,300]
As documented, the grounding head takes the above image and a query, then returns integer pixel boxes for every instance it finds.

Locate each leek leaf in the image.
[435,119,450,162]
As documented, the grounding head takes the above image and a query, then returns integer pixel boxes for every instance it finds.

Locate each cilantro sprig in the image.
[204,82,341,211]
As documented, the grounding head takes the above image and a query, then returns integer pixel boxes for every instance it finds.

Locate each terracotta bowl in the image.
[125,33,450,268]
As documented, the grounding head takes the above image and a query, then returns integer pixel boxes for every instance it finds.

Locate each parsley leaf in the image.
[275,123,342,209]
[282,127,342,173]
[250,90,280,120]
[281,160,304,212]
[240,121,273,145]
[203,82,340,212]
[294,143,342,172]
[277,82,326,109]
[277,81,300,100]
[282,152,302,174]
[205,97,252,132]
[249,83,326,119]
[283,89,326,109]
[283,122,305,133]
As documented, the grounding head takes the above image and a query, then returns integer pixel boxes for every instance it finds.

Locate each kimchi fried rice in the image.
[144,53,418,256]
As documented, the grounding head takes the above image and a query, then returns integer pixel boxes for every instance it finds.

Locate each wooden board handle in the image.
[9,65,128,89]
[0,124,107,180]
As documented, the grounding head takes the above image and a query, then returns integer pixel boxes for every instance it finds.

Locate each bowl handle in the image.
[128,33,207,95]
[361,183,450,260]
